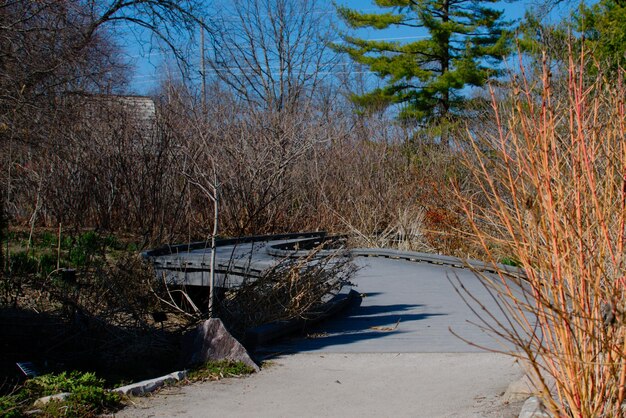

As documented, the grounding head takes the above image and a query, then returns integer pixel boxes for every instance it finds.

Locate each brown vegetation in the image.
[1,0,469,255]
[3,1,625,415]
[219,245,356,337]
[459,52,626,416]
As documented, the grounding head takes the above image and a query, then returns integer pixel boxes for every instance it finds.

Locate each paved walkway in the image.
[259,257,514,354]
[121,353,522,418]
[122,256,525,417]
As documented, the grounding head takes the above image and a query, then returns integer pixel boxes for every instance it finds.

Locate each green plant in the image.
[68,385,120,410]
[9,252,38,275]
[0,395,21,418]
[38,231,57,249]
[498,257,521,267]
[24,371,104,397]
[66,231,100,267]
[103,235,121,250]
[333,0,511,132]
[5,371,124,417]
[38,252,59,276]
[187,360,255,381]
[578,0,626,73]
[38,399,95,417]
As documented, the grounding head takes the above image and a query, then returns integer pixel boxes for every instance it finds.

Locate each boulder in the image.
[504,372,555,403]
[519,396,552,418]
[503,374,536,403]
[181,318,259,372]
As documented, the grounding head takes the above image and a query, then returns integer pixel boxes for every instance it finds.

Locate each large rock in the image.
[519,396,552,418]
[504,372,556,403]
[503,374,537,403]
[181,318,259,372]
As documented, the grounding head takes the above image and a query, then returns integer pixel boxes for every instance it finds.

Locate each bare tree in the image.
[0,0,211,237]
[0,0,210,133]
[206,0,335,112]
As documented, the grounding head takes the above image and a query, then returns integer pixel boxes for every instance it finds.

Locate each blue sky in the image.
[122,0,575,94]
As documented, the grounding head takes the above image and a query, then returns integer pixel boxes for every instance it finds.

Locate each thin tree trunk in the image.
[208,179,219,317]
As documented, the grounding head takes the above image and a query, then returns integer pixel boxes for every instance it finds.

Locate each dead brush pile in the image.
[218,245,356,337]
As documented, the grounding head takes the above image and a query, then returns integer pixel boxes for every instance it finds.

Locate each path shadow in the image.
[347,303,422,316]
[256,295,446,356]
[354,292,384,298]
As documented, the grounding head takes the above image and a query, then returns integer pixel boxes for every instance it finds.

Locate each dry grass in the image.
[343,208,433,252]
[460,50,626,417]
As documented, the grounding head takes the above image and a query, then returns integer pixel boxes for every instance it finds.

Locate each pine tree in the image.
[517,0,625,77]
[334,0,511,142]
[578,0,626,72]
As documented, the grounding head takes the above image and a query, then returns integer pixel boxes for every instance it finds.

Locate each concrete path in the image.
[258,257,515,354]
[122,353,523,418]
[122,256,526,417]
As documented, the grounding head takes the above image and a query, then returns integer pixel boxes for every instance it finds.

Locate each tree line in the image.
[0,0,623,251]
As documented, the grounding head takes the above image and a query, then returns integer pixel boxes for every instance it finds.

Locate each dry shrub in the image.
[460,51,626,416]
[345,207,432,252]
[3,74,473,253]
[314,134,423,247]
[311,122,471,255]
[0,242,194,383]
[218,246,356,336]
